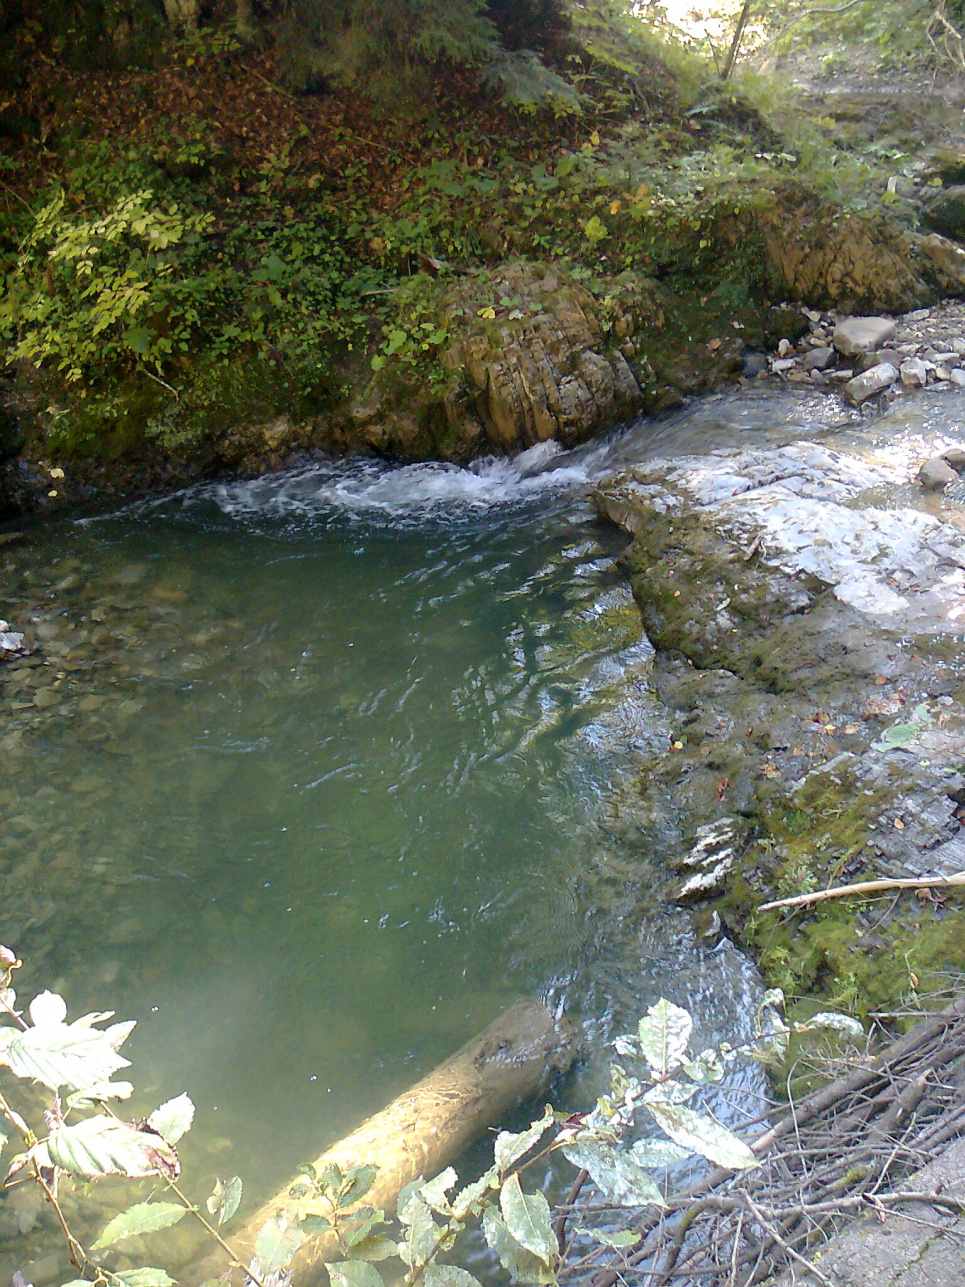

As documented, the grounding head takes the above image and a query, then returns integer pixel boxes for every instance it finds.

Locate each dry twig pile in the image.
[557,996,965,1287]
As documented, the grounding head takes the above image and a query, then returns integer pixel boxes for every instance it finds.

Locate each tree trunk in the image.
[189,999,577,1285]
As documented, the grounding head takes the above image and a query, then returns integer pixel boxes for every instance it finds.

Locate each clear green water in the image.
[0,418,778,1278]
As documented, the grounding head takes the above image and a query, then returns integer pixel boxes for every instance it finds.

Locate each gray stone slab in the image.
[773,1136,965,1286]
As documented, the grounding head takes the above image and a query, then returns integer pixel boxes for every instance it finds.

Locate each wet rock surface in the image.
[596,394,965,1019]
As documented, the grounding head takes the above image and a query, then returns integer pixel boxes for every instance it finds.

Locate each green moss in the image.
[724,777,965,1027]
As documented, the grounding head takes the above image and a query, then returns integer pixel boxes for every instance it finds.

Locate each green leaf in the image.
[481,1208,556,1285]
[682,1049,724,1084]
[341,1163,379,1207]
[344,1236,398,1263]
[562,1141,666,1208]
[300,1213,333,1236]
[643,1101,757,1171]
[345,1208,385,1247]
[422,1267,483,1287]
[1,1020,131,1092]
[148,1093,195,1143]
[636,1000,692,1077]
[93,1201,187,1248]
[206,1174,243,1226]
[370,354,386,371]
[499,1174,556,1265]
[588,1230,638,1248]
[46,1116,179,1179]
[328,1261,385,1287]
[116,1269,176,1287]
[254,1217,306,1273]
[494,1105,554,1175]
[123,326,153,355]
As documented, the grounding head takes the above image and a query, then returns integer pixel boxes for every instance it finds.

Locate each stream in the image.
[0,387,871,1281]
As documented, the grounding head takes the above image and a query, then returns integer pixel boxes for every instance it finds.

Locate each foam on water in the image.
[201,437,619,523]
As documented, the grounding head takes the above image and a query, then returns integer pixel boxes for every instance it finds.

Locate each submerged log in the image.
[190,998,576,1285]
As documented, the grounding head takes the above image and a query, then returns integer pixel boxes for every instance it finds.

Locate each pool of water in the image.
[0,396,837,1278]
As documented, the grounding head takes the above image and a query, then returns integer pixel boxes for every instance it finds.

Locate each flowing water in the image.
[0,390,863,1279]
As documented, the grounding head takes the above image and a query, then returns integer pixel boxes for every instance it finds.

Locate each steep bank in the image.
[4,21,965,514]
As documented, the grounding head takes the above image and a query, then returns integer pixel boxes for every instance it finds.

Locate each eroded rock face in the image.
[440,263,659,452]
[760,204,934,314]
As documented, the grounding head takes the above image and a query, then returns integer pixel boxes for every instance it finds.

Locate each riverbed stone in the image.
[919,457,959,490]
[900,357,929,387]
[803,345,834,371]
[942,444,965,468]
[832,316,897,356]
[843,361,898,403]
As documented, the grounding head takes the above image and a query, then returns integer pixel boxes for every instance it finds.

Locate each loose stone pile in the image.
[750,303,965,414]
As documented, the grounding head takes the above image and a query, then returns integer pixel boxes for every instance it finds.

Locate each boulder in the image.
[942,445,965,469]
[923,184,965,241]
[844,362,898,404]
[919,457,959,490]
[833,316,898,356]
[920,232,965,294]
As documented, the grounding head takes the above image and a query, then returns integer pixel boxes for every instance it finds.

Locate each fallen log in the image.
[190,998,576,1285]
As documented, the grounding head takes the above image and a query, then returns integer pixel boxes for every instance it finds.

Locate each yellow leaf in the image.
[893,818,905,830]
[590,131,600,146]
[478,307,496,319]
[609,200,622,214]
[49,467,65,479]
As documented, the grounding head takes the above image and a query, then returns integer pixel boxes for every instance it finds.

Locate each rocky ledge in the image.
[596,399,965,1021]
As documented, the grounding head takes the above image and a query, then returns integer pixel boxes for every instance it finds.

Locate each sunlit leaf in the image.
[419,1166,458,1215]
[450,1168,498,1221]
[328,1261,384,1287]
[93,1201,187,1248]
[46,1116,179,1179]
[499,1174,557,1265]
[254,1218,306,1273]
[482,1208,556,1285]
[636,1000,692,1077]
[494,1105,554,1176]
[148,1093,195,1144]
[682,1049,724,1084]
[1,1021,131,1092]
[644,1101,757,1171]
[206,1175,243,1226]
[799,1012,865,1040]
[28,991,67,1028]
[562,1140,666,1208]
[399,1192,441,1270]
[67,1080,135,1108]
[628,1138,692,1169]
